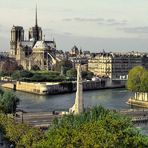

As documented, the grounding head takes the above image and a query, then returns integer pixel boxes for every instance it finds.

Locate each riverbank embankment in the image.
[1,79,125,95]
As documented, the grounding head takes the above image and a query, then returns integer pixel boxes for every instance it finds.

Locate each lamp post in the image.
[21,111,24,123]
[46,52,49,71]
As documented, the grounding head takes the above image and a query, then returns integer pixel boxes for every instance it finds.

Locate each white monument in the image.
[69,64,84,114]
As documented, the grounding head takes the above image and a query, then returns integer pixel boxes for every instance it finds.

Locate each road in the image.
[15,112,61,128]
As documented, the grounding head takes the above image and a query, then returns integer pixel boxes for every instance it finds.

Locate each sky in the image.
[0,0,148,52]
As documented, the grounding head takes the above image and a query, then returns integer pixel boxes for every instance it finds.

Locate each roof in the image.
[33,41,49,51]
[20,41,34,48]
[11,25,24,31]
[45,41,56,49]
[71,45,79,51]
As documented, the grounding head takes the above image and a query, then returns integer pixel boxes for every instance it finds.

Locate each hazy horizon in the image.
[0,0,148,52]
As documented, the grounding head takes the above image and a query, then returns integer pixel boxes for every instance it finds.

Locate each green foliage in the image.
[0,106,148,147]
[55,60,73,73]
[0,89,19,114]
[140,70,148,92]
[11,70,33,80]
[59,82,74,92]
[30,71,66,82]
[82,71,94,80]
[11,71,21,80]
[11,70,66,82]
[0,71,13,77]
[66,68,77,79]
[0,113,44,147]
[37,106,148,147]
[127,66,148,92]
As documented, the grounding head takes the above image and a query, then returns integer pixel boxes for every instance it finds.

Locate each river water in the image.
[10,88,148,135]
[15,88,134,112]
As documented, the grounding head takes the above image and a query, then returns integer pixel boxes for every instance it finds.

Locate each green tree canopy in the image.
[37,106,148,147]
[0,113,44,147]
[11,70,66,82]
[11,70,33,80]
[55,60,73,73]
[127,66,148,92]
[82,71,94,80]
[0,89,19,114]
[140,70,148,92]
[66,68,77,79]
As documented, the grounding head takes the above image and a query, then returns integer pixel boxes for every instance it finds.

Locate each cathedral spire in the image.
[35,4,38,26]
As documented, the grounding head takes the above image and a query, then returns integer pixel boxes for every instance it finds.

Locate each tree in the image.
[31,65,40,71]
[11,70,33,80]
[37,106,148,147]
[11,71,21,80]
[55,60,73,74]
[66,68,77,79]
[82,71,94,80]
[0,113,44,147]
[127,66,145,92]
[19,70,33,78]
[140,70,148,92]
[127,66,148,92]
[1,59,18,75]
[0,89,19,114]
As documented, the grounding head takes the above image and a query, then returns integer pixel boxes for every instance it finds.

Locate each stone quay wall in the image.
[2,80,106,95]
[128,92,148,108]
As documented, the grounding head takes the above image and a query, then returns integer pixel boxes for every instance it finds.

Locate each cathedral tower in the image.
[10,26,24,56]
[28,5,42,42]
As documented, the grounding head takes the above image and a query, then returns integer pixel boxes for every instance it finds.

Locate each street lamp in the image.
[21,110,24,123]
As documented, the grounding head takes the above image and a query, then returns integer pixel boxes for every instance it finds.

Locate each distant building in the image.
[10,26,24,56]
[10,6,58,70]
[88,52,148,79]
[66,46,92,71]
[28,6,42,41]
[69,45,79,56]
[142,54,148,69]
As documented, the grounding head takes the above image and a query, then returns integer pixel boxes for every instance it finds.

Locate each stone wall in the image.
[128,92,148,108]
[2,80,106,95]
[134,92,148,102]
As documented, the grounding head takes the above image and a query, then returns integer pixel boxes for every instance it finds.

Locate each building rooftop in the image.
[33,41,49,51]
[20,41,34,48]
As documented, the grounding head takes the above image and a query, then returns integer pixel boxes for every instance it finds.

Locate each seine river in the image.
[15,88,134,112]
[10,88,148,135]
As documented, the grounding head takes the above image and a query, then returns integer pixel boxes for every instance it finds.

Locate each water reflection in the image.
[12,88,134,112]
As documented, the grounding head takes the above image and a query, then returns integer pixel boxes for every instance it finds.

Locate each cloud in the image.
[121,26,148,34]
[73,17,104,22]
[62,17,127,26]
[62,32,73,36]
[62,18,72,21]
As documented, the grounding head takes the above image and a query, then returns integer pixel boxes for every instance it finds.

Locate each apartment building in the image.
[88,52,147,79]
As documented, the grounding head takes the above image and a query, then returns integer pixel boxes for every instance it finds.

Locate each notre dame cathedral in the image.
[10,6,58,70]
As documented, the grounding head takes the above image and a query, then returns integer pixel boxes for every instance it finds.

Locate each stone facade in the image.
[10,26,24,56]
[128,92,148,108]
[88,52,148,79]
[10,7,58,70]
[2,80,105,95]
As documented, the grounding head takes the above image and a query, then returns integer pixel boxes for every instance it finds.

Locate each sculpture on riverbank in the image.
[69,64,84,114]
